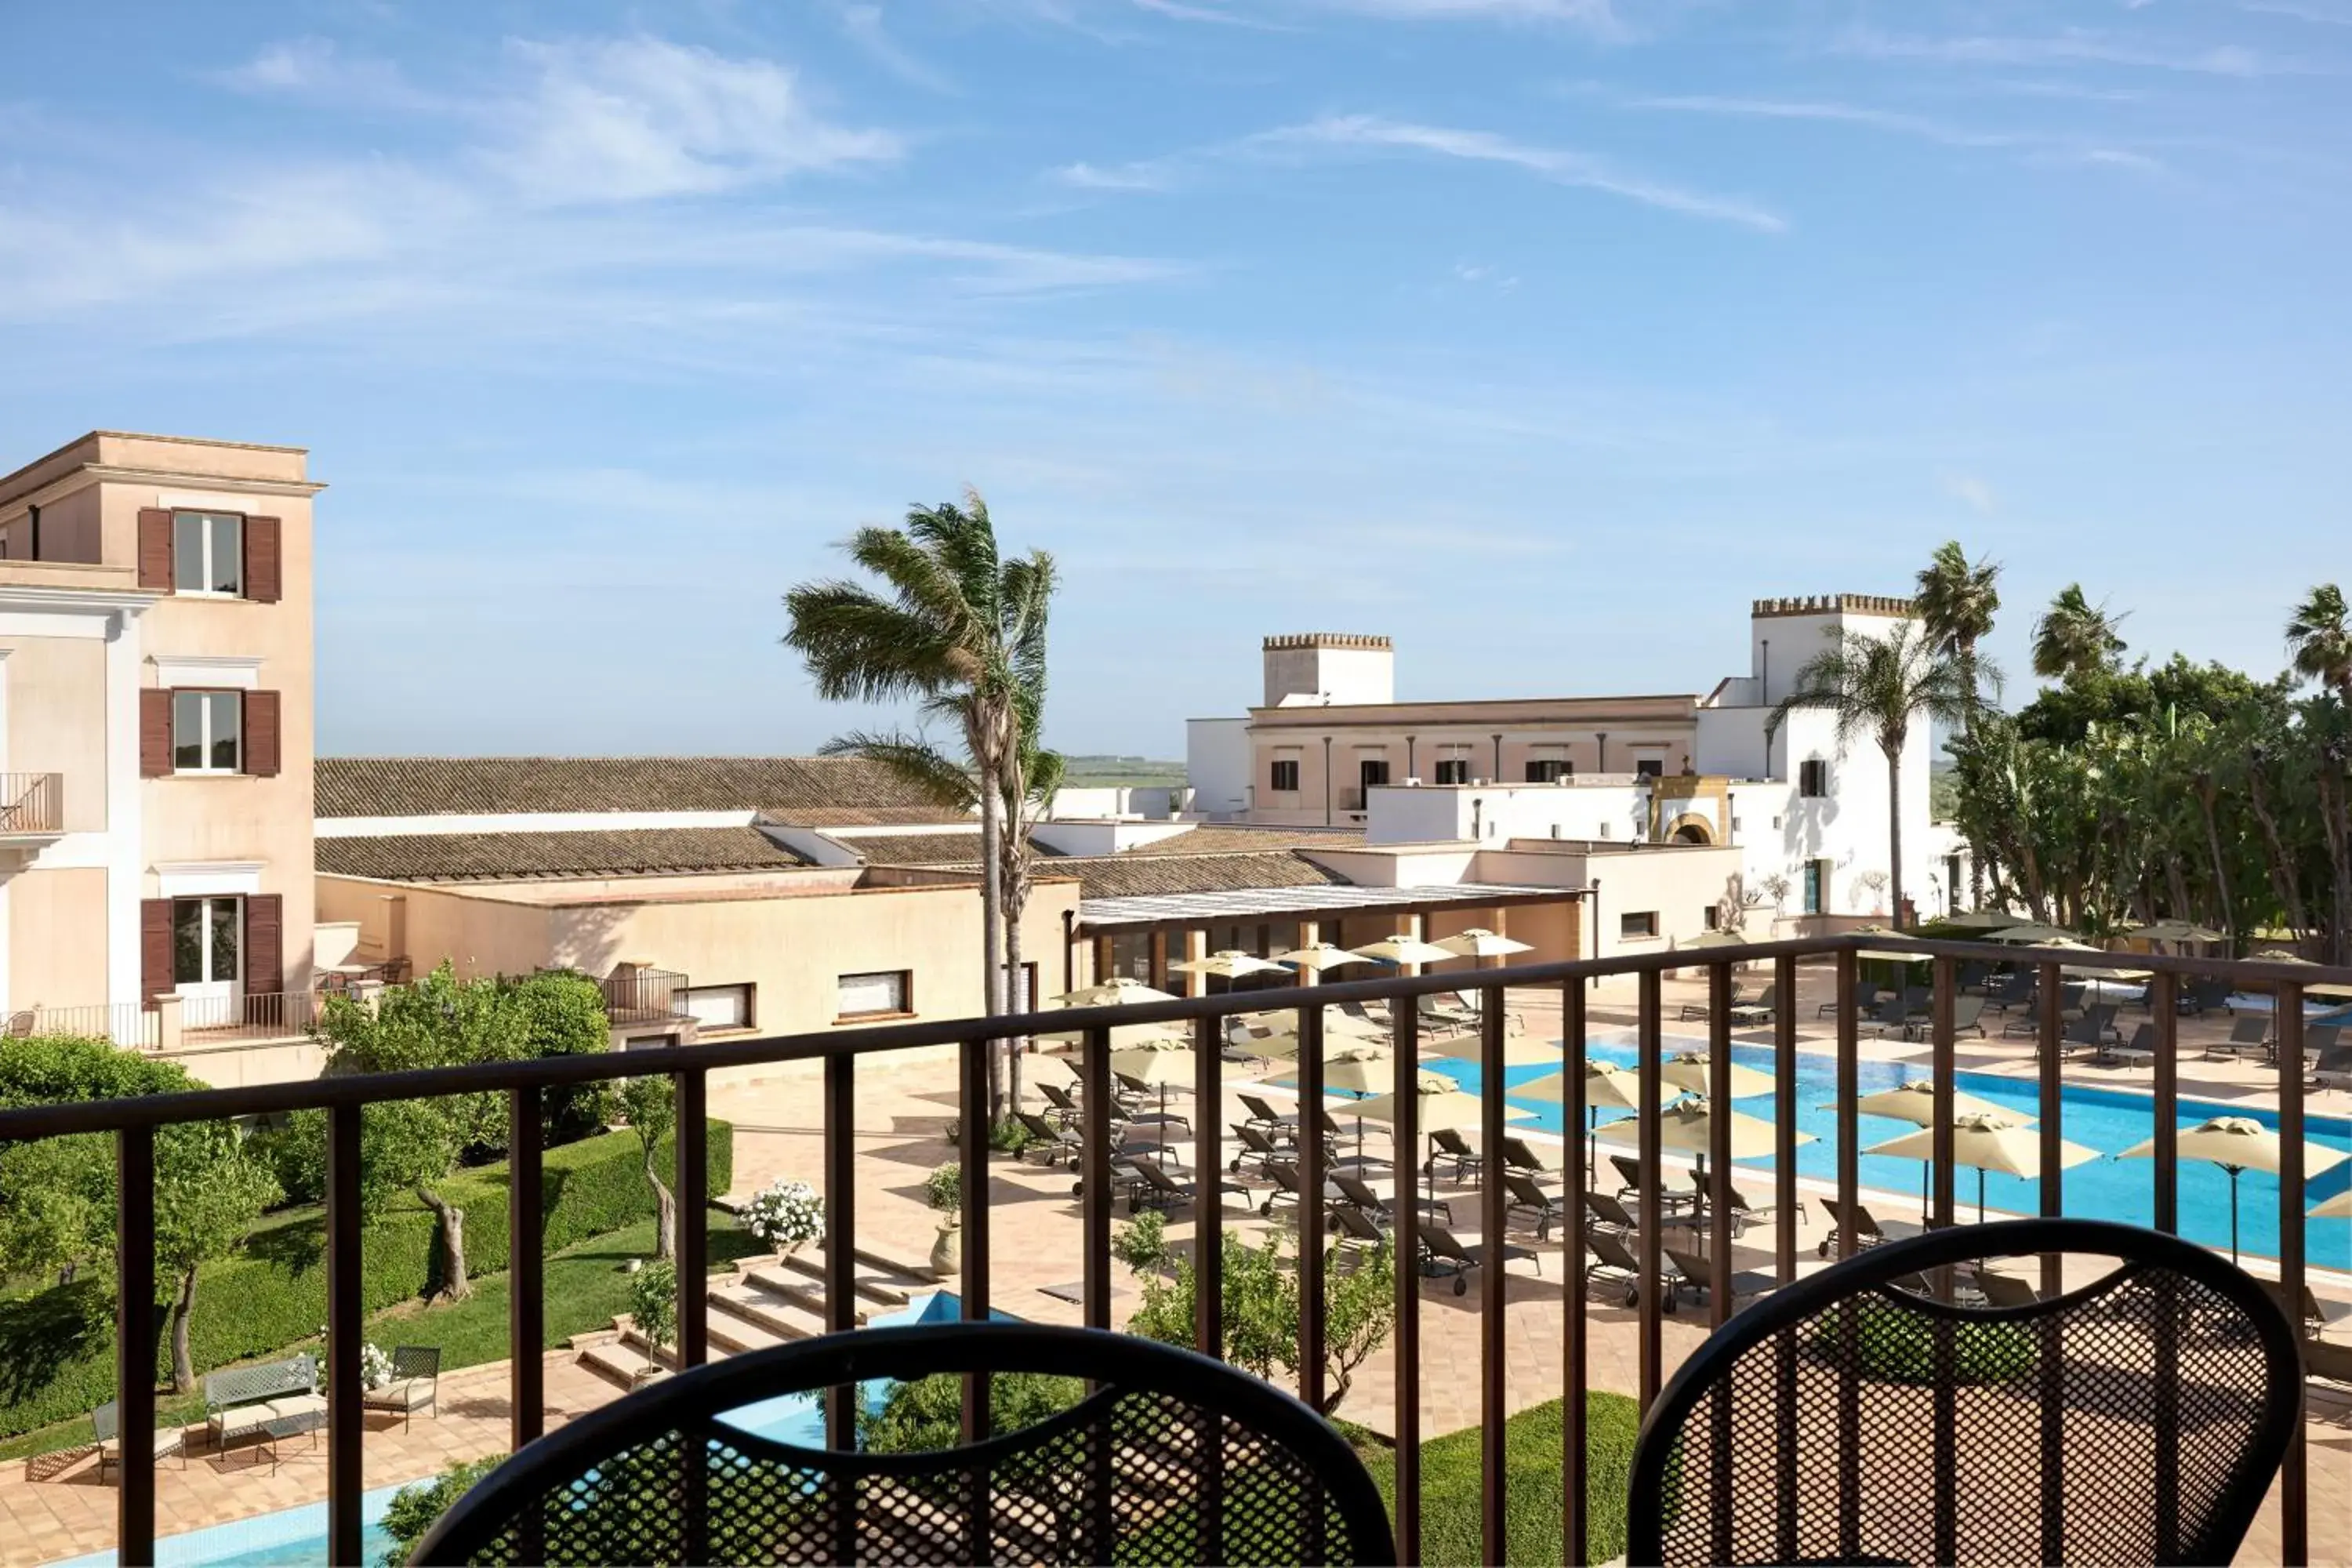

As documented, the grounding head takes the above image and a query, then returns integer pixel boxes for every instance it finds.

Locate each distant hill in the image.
[1061,753,1187,788]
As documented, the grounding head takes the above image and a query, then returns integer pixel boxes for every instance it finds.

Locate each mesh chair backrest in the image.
[416,1323,1396,1567]
[392,1345,440,1380]
[1627,1219,2299,1568]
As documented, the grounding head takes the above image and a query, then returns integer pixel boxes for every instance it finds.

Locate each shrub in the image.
[630,1261,678,1350]
[924,1163,961,1215]
[1812,1296,2036,1386]
[379,1454,506,1568]
[858,1371,1082,1454]
[0,1120,730,1441]
[740,1179,823,1250]
[1111,1210,1167,1276]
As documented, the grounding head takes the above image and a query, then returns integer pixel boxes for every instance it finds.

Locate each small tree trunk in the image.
[2193,782,2237,952]
[1004,888,1028,1120]
[2246,763,2310,938]
[978,738,1008,1123]
[1886,748,1906,930]
[646,1155,678,1264]
[169,1265,199,1395]
[419,1187,471,1301]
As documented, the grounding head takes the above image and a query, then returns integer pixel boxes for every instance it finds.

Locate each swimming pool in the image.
[1424,1029,2352,1264]
[49,1291,1007,1567]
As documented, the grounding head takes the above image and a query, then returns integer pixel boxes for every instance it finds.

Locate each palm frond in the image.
[782,583,959,704]
[817,731,979,811]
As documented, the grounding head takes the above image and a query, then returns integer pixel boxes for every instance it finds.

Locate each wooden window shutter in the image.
[137,509,174,590]
[243,690,281,777]
[244,895,284,997]
[140,688,175,777]
[142,899,174,1006]
[244,516,281,602]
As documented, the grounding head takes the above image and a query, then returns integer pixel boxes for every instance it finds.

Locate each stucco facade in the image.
[0,432,320,1041]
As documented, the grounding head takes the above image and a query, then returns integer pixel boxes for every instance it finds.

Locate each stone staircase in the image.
[572,1243,939,1391]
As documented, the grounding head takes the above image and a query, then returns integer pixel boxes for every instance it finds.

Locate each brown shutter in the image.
[244,516,281,602]
[142,899,174,1007]
[243,690,281,777]
[137,509,174,590]
[140,688,174,777]
[243,895,284,998]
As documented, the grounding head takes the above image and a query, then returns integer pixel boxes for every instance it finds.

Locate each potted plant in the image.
[924,1163,961,1276]
[629,1259,678,1380]
[741,1178,825,1255]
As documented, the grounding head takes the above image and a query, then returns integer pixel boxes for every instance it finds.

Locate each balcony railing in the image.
[602,967,691,1024]
[5,1001,158,1049]
[0,771,63,835]
[178,989,316,1042]
[0,935,2336,1566]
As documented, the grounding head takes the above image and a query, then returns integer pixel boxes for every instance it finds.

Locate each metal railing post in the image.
[509,1087,545,1453]
[115,1127,155,1568]
[1190,1012,1225,1566]
[1295,1000,1327,1412]
[673,1070,708,1369]
[326,1105,365,1568]
[1637,967,1664,1410]
[1391,1001,1423,1566]
[1479,988,1508,1568]
[2278,982,2308,1566]
[1706,962,1733,1327]
[1559,977,1587,1568]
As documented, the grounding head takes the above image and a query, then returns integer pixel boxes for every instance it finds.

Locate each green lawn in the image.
[0,1209,760,1465]
[1362,1392,1642,1567]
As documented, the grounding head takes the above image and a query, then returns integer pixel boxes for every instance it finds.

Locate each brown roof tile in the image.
[317,827,811,883]
[1064,850,1348,901]
[1122,826,1364,855]
[838,833,989,866]
[314,757,947,819]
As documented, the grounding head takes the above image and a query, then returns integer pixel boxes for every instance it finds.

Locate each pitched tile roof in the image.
[1116,826,1364,855]
[314,757,949,819]
[317,827,811,883]
[1063,850,1349,901]
[837,833,989,866]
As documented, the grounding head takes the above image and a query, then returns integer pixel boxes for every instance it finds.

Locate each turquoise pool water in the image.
[1425,1029,2352,1263]
[49,1291,1008,1567]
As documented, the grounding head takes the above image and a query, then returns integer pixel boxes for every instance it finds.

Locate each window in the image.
[173,511,242,595]
[172,897,241,986]
[1799,759,1828,797]
[1526,759,1570,783]
[1270,759,1301,792]
[683,983,753,1032]
[1620,911,1659,940]
[1703,906,1721,931]
[1802,859,1827,915]
[1771,815,1784,831]
[837,970,912,1019]
[172,690,242,772]
[1358,757,1390,793]
[1635,757,1664,779]
[1597,822,1612,838]
[1434,758,1470,785]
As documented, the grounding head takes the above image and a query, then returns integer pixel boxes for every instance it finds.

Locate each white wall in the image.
[1693,705,1769,780]
[1185,717,1250,819]
[1363,782,1649,848]
[1045,786,1185,821]
[1029,819,1197,856]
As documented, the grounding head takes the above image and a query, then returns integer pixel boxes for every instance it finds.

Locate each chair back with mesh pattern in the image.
[1626,1218,2299,1568]
[414,1322,1396,1566]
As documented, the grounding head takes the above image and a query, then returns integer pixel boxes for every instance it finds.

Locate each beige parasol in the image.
[1865,1112,2098,1221]
[1352,935,1461,967]
[1596,1097,1816,1161]
[1433,927,1535,960]
[2121,1116,2350,1261]
[1522,1059,1679,1179]
[2310,1189,2352,1220]
[1170,949,1290,980]
[1660,1051,1774,1100]
[1045,976,1178,1008]
[1274,941,1376,973]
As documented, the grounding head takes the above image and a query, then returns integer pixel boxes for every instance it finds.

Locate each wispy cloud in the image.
[1127,0,1290,26]
[1940,471,1998,514]
[1620,93,2169,175]
[1054,158,1180,190]
[837,5,956,90]
[1258,114,1787,231]
[483,38,902,205]
[1834,26,2316,77]
[2240,1,2352,24]
[213,37,445,111]
[1308,0,1624,32]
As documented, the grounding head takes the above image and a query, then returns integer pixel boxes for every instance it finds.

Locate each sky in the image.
[2,0,2345,757]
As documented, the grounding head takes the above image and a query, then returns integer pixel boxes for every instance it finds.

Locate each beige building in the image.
[1,433,319,1071]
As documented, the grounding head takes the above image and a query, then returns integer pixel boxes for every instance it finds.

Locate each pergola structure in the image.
[1065,880,1591,995]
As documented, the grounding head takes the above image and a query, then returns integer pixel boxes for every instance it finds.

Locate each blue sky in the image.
[2,1,2344,757]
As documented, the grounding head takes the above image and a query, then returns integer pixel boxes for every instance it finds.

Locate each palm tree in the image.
[785,492,1056,1119]
[1915,542,2002,906]
[2031,583,2129,681]
[2286,583,2351,696]
[1767,620,1972,929]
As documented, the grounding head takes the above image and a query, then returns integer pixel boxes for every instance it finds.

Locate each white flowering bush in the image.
[314,1330,397,1392]
[742,1178,824,1249]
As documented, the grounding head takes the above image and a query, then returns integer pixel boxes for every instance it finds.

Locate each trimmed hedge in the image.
[0,1120,729,1441]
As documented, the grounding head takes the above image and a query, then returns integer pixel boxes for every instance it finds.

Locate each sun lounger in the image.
[1820,980,1882,1019]
[1815,1197,1921,1258]
[1129,1158,1244,1215]
[1682,1171,1795,1233]
[2100,1022,2158,1067]
[93,1400,186,1481]
[1610,1153,1699,1215]
[1016,1111,1083,1164]
[1973,1271,2042,1310]
[1727,983,1780,1027]
[2310,1041,2352,1090]
[2207,1015,2270,1062]
[1258,1160,1345,1218]
[1682,983,1748,1023]
[1501,1135,1561,1184]
[1421,1225,1537,1295]
[1237,1093,1301,1140]
[2262,1279,2352,1339]
[1586,1190,1697,1236]
[1330,1203,1389,1256]
[1036,1081,1083,1129]
[1662,1244,1777,1311]
[1584,1229,1677,1312]
[1427,1127,1484,1186]
[1502,1172,1563,1240]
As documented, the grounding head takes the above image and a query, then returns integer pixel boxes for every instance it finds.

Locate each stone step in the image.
[710,1279,833,1343]
[579,1339,669,1392]
[742,1266,856,1322]
[771,1247,919,1307]
[708,1310,789,1357]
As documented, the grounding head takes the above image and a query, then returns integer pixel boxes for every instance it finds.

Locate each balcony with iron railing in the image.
[0,935,2343,1566]
[601,967,691,1025]
[0,772,64,837]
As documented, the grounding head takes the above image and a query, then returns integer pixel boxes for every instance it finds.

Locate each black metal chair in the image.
[1628,1218,2302,1568]
[415,1322,1399,1566]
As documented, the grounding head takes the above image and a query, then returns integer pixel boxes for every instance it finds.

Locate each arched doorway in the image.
[1663,813,1715,845]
